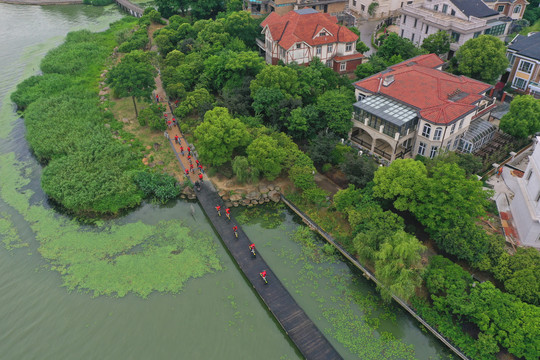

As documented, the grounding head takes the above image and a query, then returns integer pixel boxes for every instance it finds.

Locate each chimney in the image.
[382,75,395,87]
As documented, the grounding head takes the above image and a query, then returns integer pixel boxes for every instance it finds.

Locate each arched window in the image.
[421,123,431,138]
[514,5,522,14]
[433,127,443,141]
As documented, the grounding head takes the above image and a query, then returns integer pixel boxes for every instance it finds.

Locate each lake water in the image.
[0,3,454,359]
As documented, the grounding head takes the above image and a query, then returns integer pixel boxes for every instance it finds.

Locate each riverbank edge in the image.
[0,0,82,5]
[280,195,471,360]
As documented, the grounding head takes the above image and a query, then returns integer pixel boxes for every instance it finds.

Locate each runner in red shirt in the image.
[225,208,230,220]
[190,163,194,173]
[180,146,184,155]
[216,205,221,216]
[184,169,189,176]
[198,173,203,180]
[174,135,179,144]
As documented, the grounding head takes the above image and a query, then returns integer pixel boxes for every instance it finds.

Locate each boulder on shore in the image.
[268,190,280,203]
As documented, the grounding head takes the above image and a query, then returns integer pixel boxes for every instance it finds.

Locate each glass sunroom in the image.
[353,95,419,138]
[458,119,496,153]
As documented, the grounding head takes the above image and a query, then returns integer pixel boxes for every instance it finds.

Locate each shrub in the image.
[133,171,181,203]
[321,163,332,173]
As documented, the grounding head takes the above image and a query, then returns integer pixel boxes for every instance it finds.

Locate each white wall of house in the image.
[510,137,540,248]
[349,0,423,18]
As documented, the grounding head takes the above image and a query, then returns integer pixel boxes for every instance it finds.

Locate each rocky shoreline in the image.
[180,183,282,206]
[0,0,83,5]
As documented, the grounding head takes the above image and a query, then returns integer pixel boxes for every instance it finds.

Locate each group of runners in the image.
[215,205,268,284]
[159,93,268,284]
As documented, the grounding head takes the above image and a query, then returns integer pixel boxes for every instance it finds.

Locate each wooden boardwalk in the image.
[193,182,343,360]
[115,0,143,17]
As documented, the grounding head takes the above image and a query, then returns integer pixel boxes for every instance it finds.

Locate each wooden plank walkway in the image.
[115,0,143,17]
[193,182,343,360]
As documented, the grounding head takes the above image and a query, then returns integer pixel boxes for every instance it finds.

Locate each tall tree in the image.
[455,35,508,83]
[189,0,226,19]
[316,89,355,136]
[499,95,540,138]
[421,30,451,55]
[194,107,250,166]
[377,33,423,62]
[246,135,287,180]
[375,230,426,301]
[107,51,156,117]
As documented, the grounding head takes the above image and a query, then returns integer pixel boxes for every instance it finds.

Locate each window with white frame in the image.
[281,47,286,57]
[512,77,527,90]
[453,137,459,149]
[316,46,322,55]
[418,142,426,156]
[434,4,439,11]
[514,5,522,14]
[346,42,353,52]
[507,53,515,66]
[413,18,418,28]
[320,31,327,37]
[458,119,464,129]
[421,123,431,138]
[425,25,429,34]
[497,5,505,12]
[450,123,456,135]
[353,0,356,6]
[442,4,448,13]
[429,146,438,158]
[411,33,415,42]
[327,44,333,53]
[433,127,443,141]
[451,9,455,16]
[296,43,301,49]
[446,142,451,150]
[340,63,346,71]
[518,60,533,74]
[403,15,407,24]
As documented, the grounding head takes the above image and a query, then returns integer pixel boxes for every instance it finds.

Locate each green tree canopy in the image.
[246,135,287,180]
[421,31,451,55]
[455,35,508,83]
[194,107,251,166]
[377,33,423,62]
[316,89,355,136]
[375,230,426,301]
[107,50,156,117]
[499,95,540,138]
[250,65,299,99]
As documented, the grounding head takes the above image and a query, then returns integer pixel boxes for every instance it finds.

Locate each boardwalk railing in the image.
[280,195,471,360]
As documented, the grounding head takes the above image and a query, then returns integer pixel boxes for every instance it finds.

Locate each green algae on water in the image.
[0,153,222,298]
[0,212,28,250]
[281,226,417,360]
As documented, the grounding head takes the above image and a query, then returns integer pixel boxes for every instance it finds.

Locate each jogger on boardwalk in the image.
[174,135,179,144]
[180,146,184,155]
[190,163,194,173]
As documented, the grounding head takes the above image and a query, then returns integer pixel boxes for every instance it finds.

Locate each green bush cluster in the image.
[133,171,181,203]
[10,20,150,216]
[333,185,425,302]
[422,256,540,360]
[138,103,166,130]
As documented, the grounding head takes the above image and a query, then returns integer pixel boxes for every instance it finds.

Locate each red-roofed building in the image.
[258,8,364,73]
[350,54,497,161]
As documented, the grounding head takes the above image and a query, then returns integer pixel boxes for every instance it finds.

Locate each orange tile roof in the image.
[353,54,492,125]
[261,9,358,50]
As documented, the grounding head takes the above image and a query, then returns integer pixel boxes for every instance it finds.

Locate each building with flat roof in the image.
[399,0,510,56]
[351,54,496,161]
[244,0,348,17]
